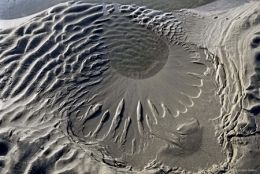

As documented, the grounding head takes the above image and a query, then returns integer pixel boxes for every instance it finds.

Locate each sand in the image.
[0,0,259,173]
[0,0,216,19]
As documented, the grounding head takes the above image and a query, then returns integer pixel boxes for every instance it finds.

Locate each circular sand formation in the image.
[64,3,224,171]
[103,14,169,79]
[0,1,226,173]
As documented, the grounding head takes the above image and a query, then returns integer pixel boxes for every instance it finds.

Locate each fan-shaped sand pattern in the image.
[0,1,226,173]
[65,3,209,168]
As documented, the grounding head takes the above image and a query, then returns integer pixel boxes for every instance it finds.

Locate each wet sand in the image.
[0,0,259,173]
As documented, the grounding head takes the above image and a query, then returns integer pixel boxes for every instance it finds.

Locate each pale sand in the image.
[0,0,259,173]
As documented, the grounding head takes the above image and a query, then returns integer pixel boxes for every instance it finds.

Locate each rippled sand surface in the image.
[0,0,216,19]
[0,0,260,173]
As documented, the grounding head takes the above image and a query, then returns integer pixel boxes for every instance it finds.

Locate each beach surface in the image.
[0,0,259,173]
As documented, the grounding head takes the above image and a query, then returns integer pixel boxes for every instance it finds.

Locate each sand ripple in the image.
[0,1,227,173]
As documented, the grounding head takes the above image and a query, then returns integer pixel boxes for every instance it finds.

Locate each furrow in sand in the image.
[91,110,109,138]
[147,100,159,125]
[105,99,125,140]
[137,101,145,137]
[120,117,131,145]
